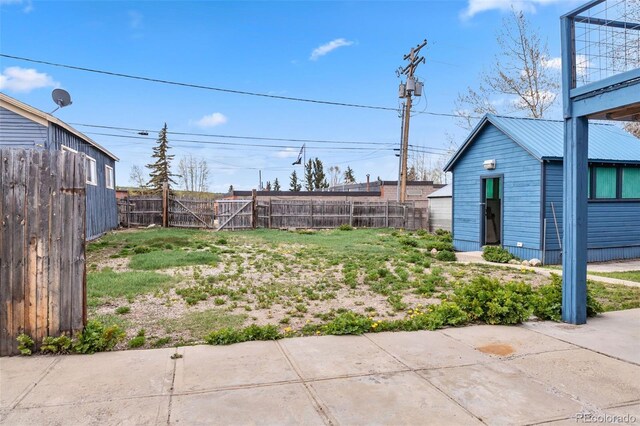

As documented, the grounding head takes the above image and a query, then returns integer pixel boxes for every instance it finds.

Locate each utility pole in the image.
[396,103,405,202]
[397,39,426,203]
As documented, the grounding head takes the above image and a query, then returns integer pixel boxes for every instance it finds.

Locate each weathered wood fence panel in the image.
[0,148,86,356]
[119,196,427,231]
[217,200,254,230]
[119,196,216,228]
[256,200,425,230]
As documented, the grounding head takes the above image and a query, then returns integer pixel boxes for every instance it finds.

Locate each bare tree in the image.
[455,9,559,129]
[624,122,640,138]
[177,154,211,192]
[129,165,147,188]
[329,165,342,187]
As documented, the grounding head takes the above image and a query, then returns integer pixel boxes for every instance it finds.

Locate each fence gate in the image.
[216,200,254,230]
[1,148,86,356]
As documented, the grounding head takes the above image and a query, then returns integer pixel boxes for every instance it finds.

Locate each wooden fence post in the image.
[268,199,272,229]
[310,200,314,228]
[162,182,169,227]
[385,201,389,228]
[349,201,354,227]
[252,189,257,229]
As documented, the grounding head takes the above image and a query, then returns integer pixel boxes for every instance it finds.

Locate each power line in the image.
[83,131,449,156]
[0,53,395,111]
[73,121,451,152]
[0,53,477,119]
[73,122,390,146]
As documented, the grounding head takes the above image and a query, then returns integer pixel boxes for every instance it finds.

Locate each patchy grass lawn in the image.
[86,228,640,350]
[588,270,640,284]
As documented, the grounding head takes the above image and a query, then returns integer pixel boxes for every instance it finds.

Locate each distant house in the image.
[327,180,445,210]
[427,184,451,233]
[0,93,119,240]
[444,114,640,264]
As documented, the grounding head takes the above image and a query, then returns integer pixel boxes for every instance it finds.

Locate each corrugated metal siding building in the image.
[427,184,452,233]
[444,115,640,264]
[0,93,119,240]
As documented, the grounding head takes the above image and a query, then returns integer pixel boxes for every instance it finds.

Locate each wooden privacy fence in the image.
[0,148,86,356]
[119,195,216,228]
[256,200,425,230]
[119,194,427,231]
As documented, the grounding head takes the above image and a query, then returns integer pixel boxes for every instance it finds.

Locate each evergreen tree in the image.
[304,159,314,191]
[265,181,272,191]
[146,123,177,192]
[313,158,329,189]
[228,184,234,193]
[289,170,302,192]
[273,178,281,191]
[343,166,356,183]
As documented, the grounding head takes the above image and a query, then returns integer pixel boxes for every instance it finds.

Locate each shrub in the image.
[41,335,73,354]
[434,229,452,241]
[205,324,282,345]
[400,238,419,247]
[387,294,407,311]
[128,329,146,349]
[241,324,282,341]
[115,306,131,315]
[453,276,533,325]
[324,312,372,335]
[436,250,457,262]
[425,241,454,252]
[482,246,515,263]
[429,302,468,327]
[152,337,171,348]
[338,224,353,231]
[73,320,125,354]
[532,274,602,321]
[205,327,244,345]
[17,333,35,356]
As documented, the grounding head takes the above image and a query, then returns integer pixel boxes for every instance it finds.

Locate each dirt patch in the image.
[477,343,515,356]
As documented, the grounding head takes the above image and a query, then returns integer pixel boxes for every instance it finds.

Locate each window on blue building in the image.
[622,168,640,199]
[594,167,617,199]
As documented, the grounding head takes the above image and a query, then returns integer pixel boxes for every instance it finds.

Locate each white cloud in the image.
[309,38,354,61]
[0,0,33,13]
[542,55,590,76]
[194,112,228,128]
[461,0,570,19]
[275,148,300,158]
[0,67,59,93]
[542,56,562,70]
[128,10,143,29]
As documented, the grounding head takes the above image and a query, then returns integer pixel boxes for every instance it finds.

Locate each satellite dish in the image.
[50,89,72,114]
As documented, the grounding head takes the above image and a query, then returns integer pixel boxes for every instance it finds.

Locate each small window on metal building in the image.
[622,168,640,199]
[86,156,97,186]
[594,167,617,199]
[105,165,114,189]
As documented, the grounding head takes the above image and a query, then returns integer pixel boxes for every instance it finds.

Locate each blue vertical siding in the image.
[452,124,542,258]
[0,107,47,148]
[543,161,640,264]
[48,124,117,240]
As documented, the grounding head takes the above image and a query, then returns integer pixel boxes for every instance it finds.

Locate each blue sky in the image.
[0,0,581,191]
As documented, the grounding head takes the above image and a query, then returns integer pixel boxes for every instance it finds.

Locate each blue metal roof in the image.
[445,114,640,171]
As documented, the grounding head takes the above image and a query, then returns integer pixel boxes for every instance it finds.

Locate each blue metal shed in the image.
[444,114,640,264]
[0,93,119,240]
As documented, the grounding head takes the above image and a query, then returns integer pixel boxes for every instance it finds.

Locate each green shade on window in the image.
[486,178,494,199]
[595,167,617,199]
[622,168,640,199]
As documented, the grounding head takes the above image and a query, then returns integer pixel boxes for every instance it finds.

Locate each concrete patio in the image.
[1,309,639,425]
